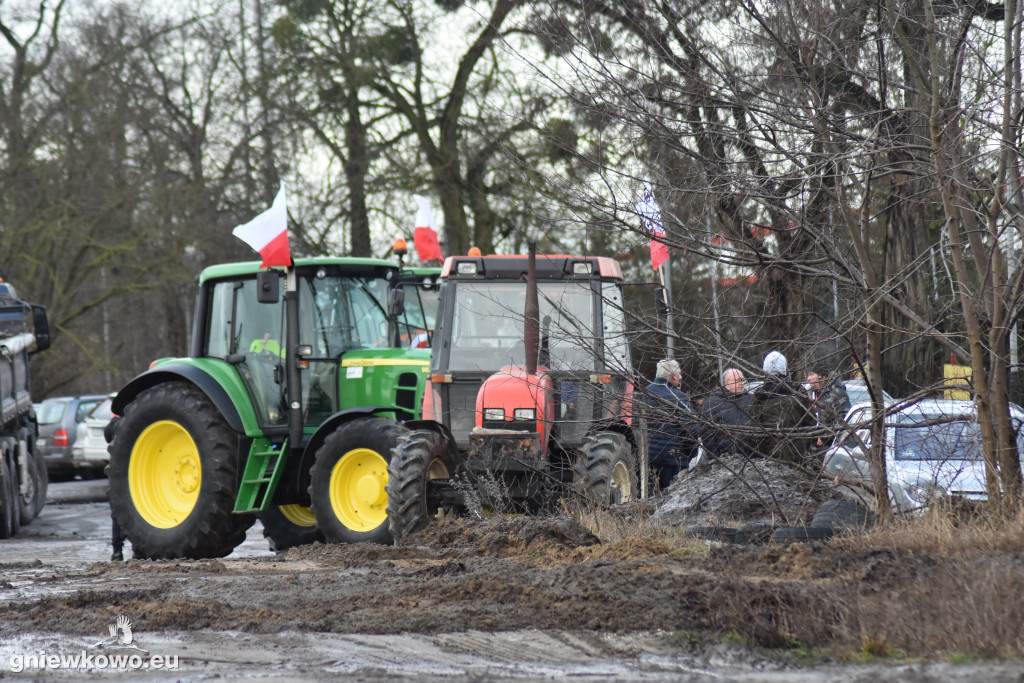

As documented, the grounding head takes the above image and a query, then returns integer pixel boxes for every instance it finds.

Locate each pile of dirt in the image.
[652,455,834,528]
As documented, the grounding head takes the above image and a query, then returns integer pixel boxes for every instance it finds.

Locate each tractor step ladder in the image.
[234,438,289,512]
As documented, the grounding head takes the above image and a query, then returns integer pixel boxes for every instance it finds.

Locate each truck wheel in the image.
[572,432,636,506]
[386,429,454,544]
[309,417,409,545]
[258,504,324,551]
[17,429,43,525]
[108,382,254,559]
[0,449,15,539]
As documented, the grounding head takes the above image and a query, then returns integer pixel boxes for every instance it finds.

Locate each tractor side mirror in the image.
[390,288,406,318]
[653,286,670,317]
[30,305,50,353]
[257,270,280,304]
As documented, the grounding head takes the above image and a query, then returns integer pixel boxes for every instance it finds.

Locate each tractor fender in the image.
[111,364,246,434]
[586,420,637,452]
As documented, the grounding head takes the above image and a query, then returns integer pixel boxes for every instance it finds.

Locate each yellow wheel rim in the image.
[611,460,633,503]
[329,448,388,533]
[128,420,202,529]
[279,504,317,528]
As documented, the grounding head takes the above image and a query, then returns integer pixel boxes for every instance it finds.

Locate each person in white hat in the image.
[748,351,815,462]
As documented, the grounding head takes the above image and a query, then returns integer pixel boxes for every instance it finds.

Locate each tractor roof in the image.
[440,255,622,280]
[198,257,400,284]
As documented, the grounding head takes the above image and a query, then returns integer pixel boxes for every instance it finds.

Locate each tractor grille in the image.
[447,381,480,444]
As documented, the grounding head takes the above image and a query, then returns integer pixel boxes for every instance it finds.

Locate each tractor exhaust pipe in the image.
[525,241,539,375]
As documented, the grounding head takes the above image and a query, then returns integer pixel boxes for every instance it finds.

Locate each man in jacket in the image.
[646,359,697,490]
[701,367,752,458]
[806,369,851,451]
[748,351,815,463]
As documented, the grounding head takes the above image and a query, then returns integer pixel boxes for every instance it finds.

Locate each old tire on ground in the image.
[386,429,455,544]
[685,525,738,543]
[811,500,876,531]
[772,526,834,543]
[572,432,636,506]
[309,417,409,545]
[108,382,254,559]
[736,522,775,544]
[258,504,324,551]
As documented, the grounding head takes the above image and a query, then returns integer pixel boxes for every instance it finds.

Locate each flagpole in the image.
[662,258,673,354]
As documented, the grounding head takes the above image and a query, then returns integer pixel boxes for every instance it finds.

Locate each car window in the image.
[75,400,102,422]
[87,399,114,422]
[38,400,67,425]
[894,414,981,461]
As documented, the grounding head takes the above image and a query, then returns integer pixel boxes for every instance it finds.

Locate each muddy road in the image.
[1,482,1023,681]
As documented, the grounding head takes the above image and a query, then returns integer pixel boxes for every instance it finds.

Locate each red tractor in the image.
[385,244,640,541]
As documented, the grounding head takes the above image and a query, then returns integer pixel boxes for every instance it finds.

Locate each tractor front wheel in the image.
[386,430,455,544]
[309,417,408,545]
[258,504,324,551]
[572,432,637,506]
[108,382,254,559]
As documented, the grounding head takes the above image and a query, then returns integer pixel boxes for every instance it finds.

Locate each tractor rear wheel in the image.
[572,432,636,506]
[108,382,254,559]
[309,417,408,544]
[258,504,324,551]
[386,429,454,544]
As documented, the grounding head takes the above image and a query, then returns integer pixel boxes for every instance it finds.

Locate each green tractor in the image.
[108,257,439,558]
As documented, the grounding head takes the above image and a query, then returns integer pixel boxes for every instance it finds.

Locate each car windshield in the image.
[893,414,982,461]
[37,400,67,425]
[447,281,595,372]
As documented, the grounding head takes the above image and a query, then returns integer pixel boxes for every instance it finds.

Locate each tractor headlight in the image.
[513,408,536,421]
[483,408,504,421]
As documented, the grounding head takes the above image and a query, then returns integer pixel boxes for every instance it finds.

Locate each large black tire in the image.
[258,504,324,551]
[309,417,409,545]
[811,500,876,532]
[4,441,21,536]
[32,444,47,518]
[17,428,44,525]
[386,429,455,544]
[107,382,254,559]
[0,447,15,539]
[572,432,637,506]
[772,526,834,543]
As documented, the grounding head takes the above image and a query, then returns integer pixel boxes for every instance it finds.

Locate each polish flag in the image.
[232,184,292,269]
[413,195,443,263]
[636,179,668,271]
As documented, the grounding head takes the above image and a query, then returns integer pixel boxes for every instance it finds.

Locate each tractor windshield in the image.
[446,281,595,372]
[298,274,390,355]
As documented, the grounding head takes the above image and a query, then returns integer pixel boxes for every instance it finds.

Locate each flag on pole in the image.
[636,179,668,271]
[232,184,291,269]
[412,194,443,262]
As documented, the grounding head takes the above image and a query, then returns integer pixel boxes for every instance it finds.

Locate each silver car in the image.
[70,395,116,474]
[824,398,1024,512]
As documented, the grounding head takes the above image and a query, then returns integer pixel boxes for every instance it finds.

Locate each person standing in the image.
[805,369,851,451]
[701,367,752,458]
[645,359,697,490]
[748,351,815,463]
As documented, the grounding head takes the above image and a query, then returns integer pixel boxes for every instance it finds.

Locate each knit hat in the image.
[763,350,787,376]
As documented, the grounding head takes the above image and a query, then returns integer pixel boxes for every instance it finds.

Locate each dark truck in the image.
[0,280,51,537]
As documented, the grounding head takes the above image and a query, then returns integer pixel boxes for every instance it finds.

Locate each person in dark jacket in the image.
[748,351,815,463]
[701,367,752,458]
[645,359,697,490]
[806,369,851,451]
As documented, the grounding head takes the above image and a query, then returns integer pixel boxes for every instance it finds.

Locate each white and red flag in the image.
[636,179,668,271]
[232,184,291,269]
[412,194,443,263]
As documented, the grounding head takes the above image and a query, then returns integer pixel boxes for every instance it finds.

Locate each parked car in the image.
[842,379,893,406]
[36,394,107,478]
[824,399,1024,512]
[70,395,117,476]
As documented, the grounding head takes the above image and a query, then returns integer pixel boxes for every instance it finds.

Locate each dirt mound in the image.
[412,516,600,556]
[653,455,833,528]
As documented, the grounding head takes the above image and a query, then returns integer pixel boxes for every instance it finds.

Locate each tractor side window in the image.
[206,282,233,358]
[601,283,630,374]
